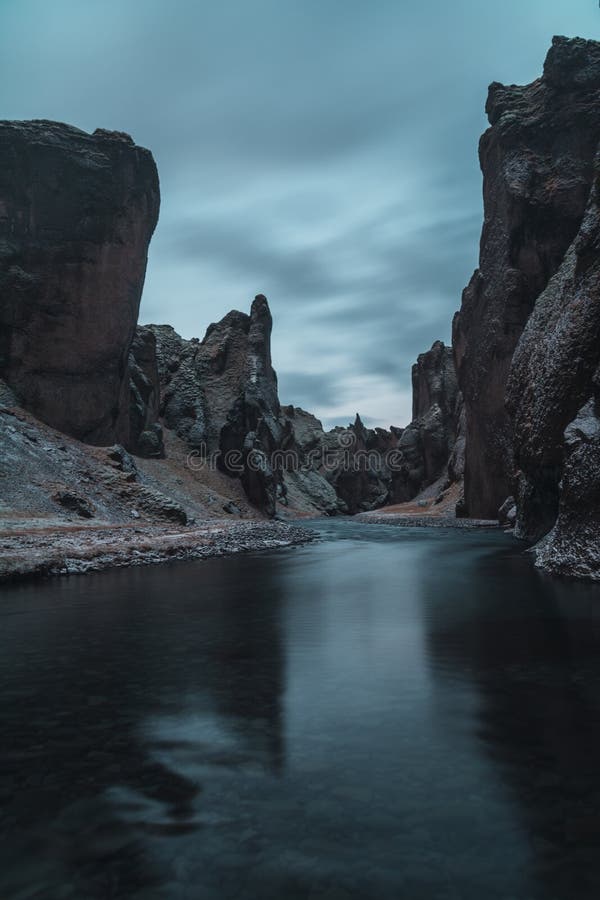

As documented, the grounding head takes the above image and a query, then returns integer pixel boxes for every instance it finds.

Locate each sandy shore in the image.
[0,519,315,582]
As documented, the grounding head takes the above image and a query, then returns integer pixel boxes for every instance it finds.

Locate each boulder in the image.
[534,397,600,580]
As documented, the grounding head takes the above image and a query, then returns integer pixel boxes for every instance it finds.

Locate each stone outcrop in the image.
[453,36,600,518]
[278,406,343,515]
[392,341,462,503]
[314,414,400,515]
[278,342,462,516]
[128,327,164,458]
[148,296,440,517]
[327,415,399,514]
[0,120,160,445]
[148,296,284,516]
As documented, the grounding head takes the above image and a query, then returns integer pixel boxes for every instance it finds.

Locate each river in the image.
[2,520,600,899]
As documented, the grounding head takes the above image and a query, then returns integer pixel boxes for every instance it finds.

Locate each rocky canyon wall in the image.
[506,148,600,575]
[447,35,600,578]
[0,120,160,445]
[392,341,462,504]
[453,36,600,518]
[144,298,465,516]
[147,295,285,516]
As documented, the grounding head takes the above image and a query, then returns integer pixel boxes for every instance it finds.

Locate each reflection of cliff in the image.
[422,546,600,898]
[0,554,286,897]
[162,552,287,773]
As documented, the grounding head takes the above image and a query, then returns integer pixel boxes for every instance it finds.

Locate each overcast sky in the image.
[1,1,599,427]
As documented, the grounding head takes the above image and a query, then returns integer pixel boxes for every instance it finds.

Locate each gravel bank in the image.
[0,520,316,582]
[354,512,501,529]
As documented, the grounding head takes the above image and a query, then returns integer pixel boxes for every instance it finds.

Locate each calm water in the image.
[3,521,600,900]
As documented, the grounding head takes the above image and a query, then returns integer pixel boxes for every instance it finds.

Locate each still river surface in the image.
[2,520,600,899]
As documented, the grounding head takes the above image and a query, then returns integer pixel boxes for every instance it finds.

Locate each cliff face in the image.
[0,120,160,445]
[128,327,164,458]
[453,37,600,517]
[506,150,600,569]
[392,341,462,503]
[147,299,404,517]
[147,296,445,517]
[148,296,284,516]
[279,341,462,515]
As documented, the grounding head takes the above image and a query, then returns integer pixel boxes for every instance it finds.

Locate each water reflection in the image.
[0,555,287,898]
[2,523,600,898]
[422,538,600,898]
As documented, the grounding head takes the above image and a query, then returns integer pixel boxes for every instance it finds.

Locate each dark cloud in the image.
[1,0,598,426]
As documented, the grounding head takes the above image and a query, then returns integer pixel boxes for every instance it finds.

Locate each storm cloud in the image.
[1,0,598,426]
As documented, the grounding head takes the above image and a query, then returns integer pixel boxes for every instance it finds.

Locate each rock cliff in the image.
[453,36,600,518]
[147,296,284,516]
[506,147,600,574]
[143,297,466,518]
[0,120,160,445]
[146,300,398,517]
[281,410,401,515]
[128,327,164,458]
[392,341,461,503]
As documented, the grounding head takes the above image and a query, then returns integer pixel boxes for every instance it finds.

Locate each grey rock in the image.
[149,296,282,515]
[52,490,95,519]
[498,495,517,526]
[534,398,600,579]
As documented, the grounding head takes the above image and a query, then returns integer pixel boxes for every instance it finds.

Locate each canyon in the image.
[2,36,600,580]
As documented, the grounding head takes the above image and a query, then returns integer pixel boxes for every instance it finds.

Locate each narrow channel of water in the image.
[2,521,600,899]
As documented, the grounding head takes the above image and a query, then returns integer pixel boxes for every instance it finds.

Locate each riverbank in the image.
[0,519,315,582]
[354,483,501,529]
[355,511,501,529]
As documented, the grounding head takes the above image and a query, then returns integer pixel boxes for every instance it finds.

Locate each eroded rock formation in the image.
[146,296,457,517]
[148,296,284,516]
[280,411,401,515]
[0,120,160,445]
[453,36,600,518]
[277,341,462,516]
[393,341,461,503]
